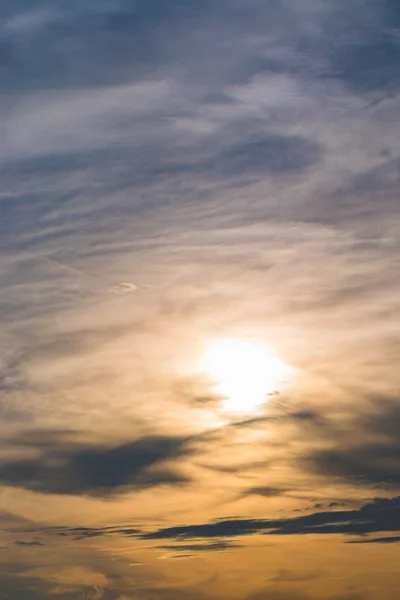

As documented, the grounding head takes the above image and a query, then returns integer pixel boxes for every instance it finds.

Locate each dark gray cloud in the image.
[234,398,400,497]
[308,442,400,488]
[142,496,400,541]
[233,399,400,492]
[304,399,400,488]
[54,524,141,540]
[158,541,240,552]
[0,432,192,496]
[312,502,348,510]
[348,535,400,544]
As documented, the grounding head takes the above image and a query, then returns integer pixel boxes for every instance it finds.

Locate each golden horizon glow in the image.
[201,338,293,414]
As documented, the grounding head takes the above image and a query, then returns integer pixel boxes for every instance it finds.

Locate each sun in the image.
[201,338,292,414]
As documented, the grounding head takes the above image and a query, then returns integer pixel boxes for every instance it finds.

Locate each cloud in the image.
[269,569,322,583]
[0,0,212,92]
[0,432,193,496]
[142,496,400,541]
[0,0,322,96]
[1,0,400,597]
[212,135,321,178]
[304,398,400,488]
[157,541,240,553]
[14,541,44,547]
[107,282,138,295]
[244,487,287,498]
[21,566,108,599]
[250,594,364,600]
[312,502,348,510]
[53,525,141,541]
[348,535,400,544]
[247,590,365,600]
[328,1,400,95]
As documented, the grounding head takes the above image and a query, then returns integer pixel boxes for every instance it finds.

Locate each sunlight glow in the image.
[201,338,292,414]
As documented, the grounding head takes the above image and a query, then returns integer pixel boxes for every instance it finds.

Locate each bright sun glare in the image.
[201,338,292,414]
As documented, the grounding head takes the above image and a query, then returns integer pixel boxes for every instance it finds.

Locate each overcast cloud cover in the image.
[1,1,400,599]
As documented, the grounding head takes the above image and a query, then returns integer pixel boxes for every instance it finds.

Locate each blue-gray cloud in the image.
[303,398,400,487]
[142,496,400,541]
[0,432,192,496]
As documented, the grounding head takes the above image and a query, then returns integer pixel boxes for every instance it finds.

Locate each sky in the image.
[1,0,400,598]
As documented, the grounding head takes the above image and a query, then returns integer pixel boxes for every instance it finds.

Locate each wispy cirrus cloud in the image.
[1,1,400,599]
